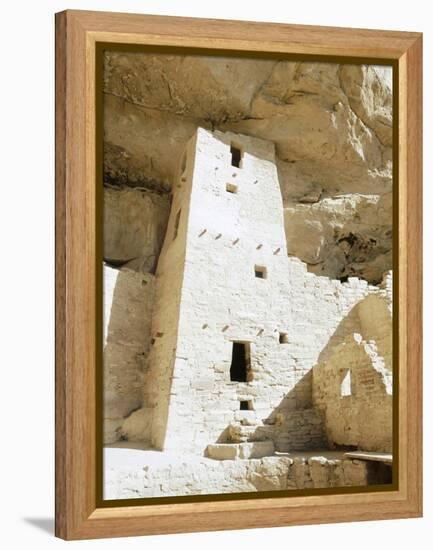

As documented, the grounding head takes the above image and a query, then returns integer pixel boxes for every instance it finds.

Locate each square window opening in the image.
[279,332,289,344]
[254,265,267,279]
[226,183,238,194]
[240,400,253,411]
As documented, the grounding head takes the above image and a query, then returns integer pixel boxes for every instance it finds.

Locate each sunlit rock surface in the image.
[104,54,392,282]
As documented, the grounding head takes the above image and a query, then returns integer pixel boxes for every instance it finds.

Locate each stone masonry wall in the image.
[227,408,326,446]
[142,133,199,449]
[275,409,326,451]
[312,280,393,452]
[104,454,372,500]
[143,127,391,455]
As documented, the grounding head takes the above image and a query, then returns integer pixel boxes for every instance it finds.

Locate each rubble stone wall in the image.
[312,288,393,452]
[104,455,373,500]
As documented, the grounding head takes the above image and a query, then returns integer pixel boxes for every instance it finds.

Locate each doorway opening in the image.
[230,342,251,382]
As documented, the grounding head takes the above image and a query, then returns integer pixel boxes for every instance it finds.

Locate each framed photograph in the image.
[55,10,422,540]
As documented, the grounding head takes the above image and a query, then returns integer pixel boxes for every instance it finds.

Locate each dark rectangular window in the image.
[240,400,253,410]
[230,342,251,382]
[279,332,289,344]
[254,265,267,279]
[230,144,242,168]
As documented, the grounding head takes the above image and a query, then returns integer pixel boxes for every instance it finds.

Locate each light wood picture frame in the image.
[55,9,422,540]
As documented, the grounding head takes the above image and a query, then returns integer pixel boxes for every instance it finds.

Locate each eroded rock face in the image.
[104,186,170,273]
[103,266,156,443]
[103,53,392,283]
[284,193,392,283]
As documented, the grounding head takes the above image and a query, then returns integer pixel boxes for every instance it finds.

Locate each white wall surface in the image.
[0,0,430,547]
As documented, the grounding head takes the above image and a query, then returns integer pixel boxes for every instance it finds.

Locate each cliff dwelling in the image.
[103,127,393,499]
[101,51,394,499]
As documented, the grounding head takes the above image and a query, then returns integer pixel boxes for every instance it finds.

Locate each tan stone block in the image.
[206,444,238,460]
[238,441,275,459]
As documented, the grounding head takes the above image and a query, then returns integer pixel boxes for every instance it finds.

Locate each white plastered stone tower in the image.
[144,127,320,455]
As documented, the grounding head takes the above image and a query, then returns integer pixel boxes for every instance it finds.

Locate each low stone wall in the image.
[274,409,327,452]
[104,451,380,500]
[287,456,370,490]
[312,286,392,452]
[224,408,326,453]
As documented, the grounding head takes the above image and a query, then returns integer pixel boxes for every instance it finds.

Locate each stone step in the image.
[228,421,275,443]
[227,408,327,449]
[206,441,275,461]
